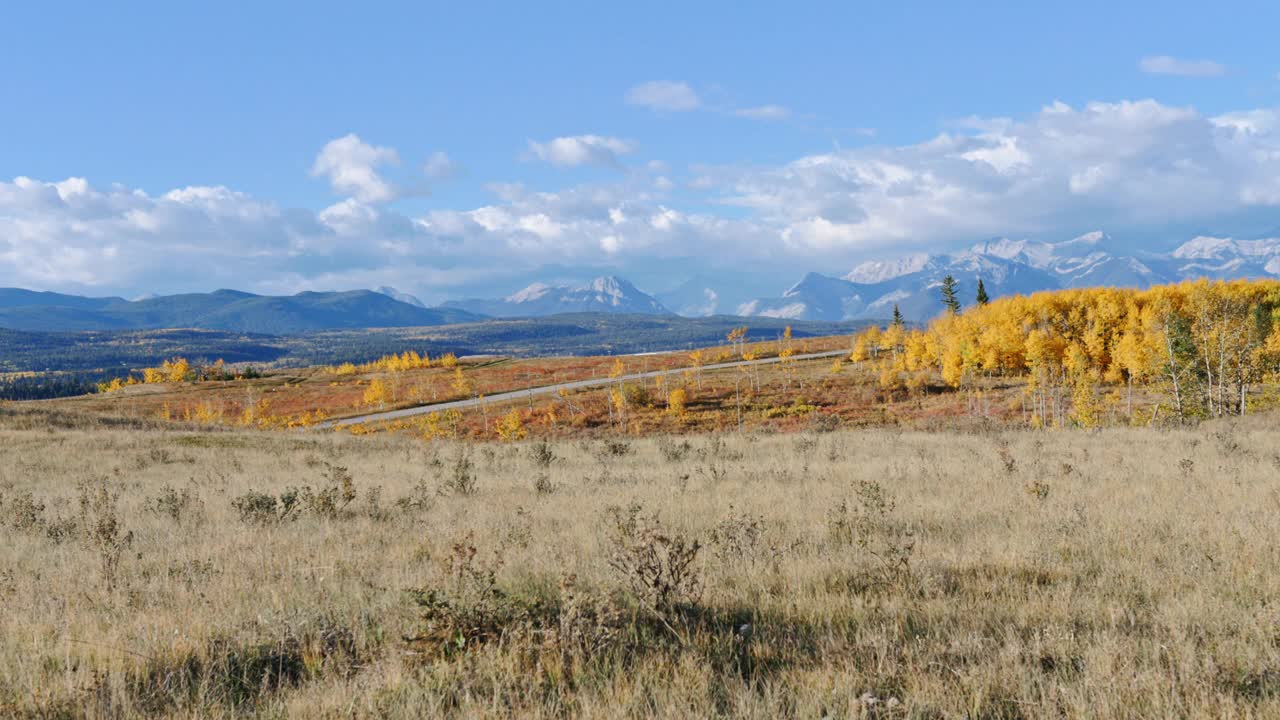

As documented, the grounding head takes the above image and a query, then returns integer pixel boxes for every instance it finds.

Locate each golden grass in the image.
[3,408,1280,717]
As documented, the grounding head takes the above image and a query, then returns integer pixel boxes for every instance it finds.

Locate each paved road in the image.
[317,349,848,429]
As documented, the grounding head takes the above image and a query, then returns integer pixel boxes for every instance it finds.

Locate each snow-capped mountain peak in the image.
[583,275,640,305]
[1171,236,1280,260]
[844,253,935,284]
[730,230,1280,323]
[1172,236,1239,260]
[505,282,553,303]
[446,275,669,317]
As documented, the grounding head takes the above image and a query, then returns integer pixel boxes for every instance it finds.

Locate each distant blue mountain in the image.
[0,288,483,334]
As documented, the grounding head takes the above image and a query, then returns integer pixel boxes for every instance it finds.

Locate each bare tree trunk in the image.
[1163,330,1185,421]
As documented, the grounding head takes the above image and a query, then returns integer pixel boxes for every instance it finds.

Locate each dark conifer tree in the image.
[941,275,961,313]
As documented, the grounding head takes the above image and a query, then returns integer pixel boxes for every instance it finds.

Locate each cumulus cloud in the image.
[734,104,791,121]
[311,133,401,203]
[9,98,1280,299]
[526,135,635,168]
[720,99,1280,251]
[423,151,463,181]
[625,81,701,112]
[1139,55,1226,77]
[0,173,760,298]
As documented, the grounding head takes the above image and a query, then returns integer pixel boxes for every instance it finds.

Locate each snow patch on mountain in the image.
[375,286,427,308]
[444,276,670,317]
[845,253,933,283]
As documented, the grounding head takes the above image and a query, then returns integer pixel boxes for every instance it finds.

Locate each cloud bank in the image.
[5,99,1280,299]
[1138,55,1227,78]
[526,135,636,168]
[625,81,702,112]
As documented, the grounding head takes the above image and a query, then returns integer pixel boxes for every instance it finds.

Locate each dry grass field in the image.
[4,404,1280,718]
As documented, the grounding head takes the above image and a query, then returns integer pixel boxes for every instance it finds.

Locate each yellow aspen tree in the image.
[667,387,688,417]
[363,378,391,408]
[164,357,191,383]
[495,409,527,441]
[688,350,705,388]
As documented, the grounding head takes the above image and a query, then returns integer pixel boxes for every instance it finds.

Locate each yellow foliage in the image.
[163,358,191,383]
[450,367,473,397]
[96,375,140,393]
[495,409,527,441]
[363,378,392,408]
[667,388,688,417]
[846,277,1280,423]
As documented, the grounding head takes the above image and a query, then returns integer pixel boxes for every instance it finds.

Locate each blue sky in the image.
[3,1,1280,301]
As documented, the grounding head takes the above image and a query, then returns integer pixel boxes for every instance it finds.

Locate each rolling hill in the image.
[0,289,482,334]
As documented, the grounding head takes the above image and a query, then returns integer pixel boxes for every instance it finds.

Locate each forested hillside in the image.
[855,279,1280,425]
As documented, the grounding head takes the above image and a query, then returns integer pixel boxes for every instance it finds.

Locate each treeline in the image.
[0,374,102,400]
[853,279,1280,425]
[0,328,288,373]
[97,358,263,393]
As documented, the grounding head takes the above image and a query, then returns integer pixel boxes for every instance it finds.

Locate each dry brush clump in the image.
[5,416,1280,716]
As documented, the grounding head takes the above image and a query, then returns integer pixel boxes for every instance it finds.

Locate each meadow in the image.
[3,405,1280,718]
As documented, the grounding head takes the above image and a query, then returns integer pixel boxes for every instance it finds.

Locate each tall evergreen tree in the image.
[975,278,990,305]
[940,275,961,313]
[891,303,904,327]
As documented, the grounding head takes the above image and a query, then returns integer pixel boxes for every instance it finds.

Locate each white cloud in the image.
[625,81,701,112]
[10,98,1280,299]
[423,151,463,181]
[526,135,635,168]
[720,99,1280,251]
[311,133,400,203]
[734,104,791,121]
[1139,55,1226,77]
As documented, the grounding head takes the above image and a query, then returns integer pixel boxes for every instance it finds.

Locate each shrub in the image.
[77,477,133,592]
[657,438,693,463]
[996,444,1017,474]
[826,480,914,588]
[3,489,46,531]
[146,484,204,525]
[231,489,301,525]
[1025,480,1051,502]
[440,449,477,496]
[622,384,651,408]
[302,465,357,519]
[599,439,633,458]
[395,479,437,513]
[405,534,530,660]
[529,439,557,470]
[603,502,702,612]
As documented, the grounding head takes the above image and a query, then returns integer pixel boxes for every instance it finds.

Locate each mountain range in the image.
[4,233,1280,333]
[443,276,671,318]
[0,288,479,334]
[716,232,1280,321]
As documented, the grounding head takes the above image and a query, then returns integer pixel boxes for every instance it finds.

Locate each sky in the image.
[3,1,1280,302]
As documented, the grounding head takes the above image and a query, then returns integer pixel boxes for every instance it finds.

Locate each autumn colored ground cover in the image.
[52,334,857,435]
